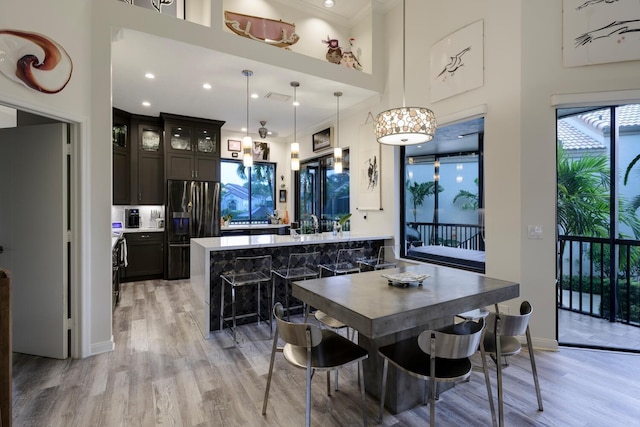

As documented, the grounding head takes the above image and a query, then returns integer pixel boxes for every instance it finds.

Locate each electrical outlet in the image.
[528,225,543,239]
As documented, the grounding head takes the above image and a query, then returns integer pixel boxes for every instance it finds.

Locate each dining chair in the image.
[262,303,369,427]
[271,251,320,320]
[378,318,496,427]
[357,245,398,271]
[483,301,543,427]
[219,255,272,345]
[312,248,365,389]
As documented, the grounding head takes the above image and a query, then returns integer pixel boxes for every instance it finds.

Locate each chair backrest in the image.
[286,251,320,275]
[273,302,323,347]
[232,255,272,279]
[377,245,398,264]
[486,301,532,337]
[418,318,485,360]
[336,248,365,265]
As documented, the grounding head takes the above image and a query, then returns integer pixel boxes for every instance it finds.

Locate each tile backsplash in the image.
[111,205,165,229]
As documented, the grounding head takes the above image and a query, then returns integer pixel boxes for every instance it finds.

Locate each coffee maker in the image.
[125,208,140,228]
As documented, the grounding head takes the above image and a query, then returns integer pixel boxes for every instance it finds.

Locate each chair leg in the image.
[359,360,367,427]
[262,326,279,415]
[378,358,389,423]
[219,281,225,331]
[480,343,498,427]
[306,367,313,427]
[334,367,339,391]
[231,286,237,344]
[526,326,544,411]
[326,371,332,396]
[285,279,291,321]
[496,336,504,427]
[429,360,436,427]
[268,281,273,338]
[257,283,262,326]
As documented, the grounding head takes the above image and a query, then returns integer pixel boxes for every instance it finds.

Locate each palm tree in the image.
[406,180,443,224]
[623,153,640,213]
[453,178,479,211]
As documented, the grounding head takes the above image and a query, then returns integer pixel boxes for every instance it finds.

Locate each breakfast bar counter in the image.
[190,232,393,339]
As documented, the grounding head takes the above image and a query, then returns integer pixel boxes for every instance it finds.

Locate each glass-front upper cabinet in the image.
[195,128,216,153]
[140,127,161,152]
[169,126,192,151]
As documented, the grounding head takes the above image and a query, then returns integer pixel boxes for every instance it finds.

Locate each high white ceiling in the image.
[111,0,397,140]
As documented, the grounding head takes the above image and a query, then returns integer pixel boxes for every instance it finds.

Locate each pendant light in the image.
[242,70,254,167]
[373,0,437,145]
[290,81,300,171]
[333,91,343,174]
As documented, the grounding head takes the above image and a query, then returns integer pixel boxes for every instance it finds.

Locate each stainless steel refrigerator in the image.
[166,180,220,279]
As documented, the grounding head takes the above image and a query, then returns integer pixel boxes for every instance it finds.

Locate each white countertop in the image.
[221,224,288,231]
[191,232,393,251]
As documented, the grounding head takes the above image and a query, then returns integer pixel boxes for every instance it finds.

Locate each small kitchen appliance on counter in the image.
[125,208,140,228]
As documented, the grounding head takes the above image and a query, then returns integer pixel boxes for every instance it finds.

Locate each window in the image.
[556,104,640,349]
[220,159,276,223]
[296,150,350,231]
[401,118,485,272]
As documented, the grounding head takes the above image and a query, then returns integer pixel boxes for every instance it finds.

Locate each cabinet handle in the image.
[138,193,142,201]
[195,170,198,178]
[141,234,149,238]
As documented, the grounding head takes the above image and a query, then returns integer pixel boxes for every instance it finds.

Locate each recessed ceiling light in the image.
[251,93,259,99]
[142,101,151,107]
[293,100,300,107]
[203,83,212,90]
[323,0,335,7]
[267,131,273,135]
[145,73,155,79]
[241,127,247,132]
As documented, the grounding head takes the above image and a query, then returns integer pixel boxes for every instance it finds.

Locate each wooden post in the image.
[0,269,11,427]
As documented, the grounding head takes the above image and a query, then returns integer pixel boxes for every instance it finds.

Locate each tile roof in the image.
[558,119,605,150]
[559,104,640,150]
[578,104,640,130]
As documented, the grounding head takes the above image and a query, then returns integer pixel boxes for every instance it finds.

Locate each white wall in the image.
[5,0,640,356]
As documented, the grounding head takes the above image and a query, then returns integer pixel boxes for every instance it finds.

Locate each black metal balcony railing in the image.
[407,222,484,250]
[557,235,640,327]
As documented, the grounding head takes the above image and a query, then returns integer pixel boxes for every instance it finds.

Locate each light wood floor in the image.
[11,279,640,426]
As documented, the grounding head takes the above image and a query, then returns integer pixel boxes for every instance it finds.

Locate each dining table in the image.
[292,263,519,414]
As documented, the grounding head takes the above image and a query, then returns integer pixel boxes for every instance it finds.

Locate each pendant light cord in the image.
[246,72,250,137]
[402,0,406,108]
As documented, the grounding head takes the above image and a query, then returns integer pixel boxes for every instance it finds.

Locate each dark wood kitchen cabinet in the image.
[131,116,164,205]
[161,113,224,182]
[112,108,131,205]
[122,232,164,281]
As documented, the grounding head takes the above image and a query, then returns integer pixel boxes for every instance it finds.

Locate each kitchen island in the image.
[190,232,393,339]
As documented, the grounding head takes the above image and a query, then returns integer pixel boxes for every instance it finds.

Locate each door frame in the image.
[0,94,87,358]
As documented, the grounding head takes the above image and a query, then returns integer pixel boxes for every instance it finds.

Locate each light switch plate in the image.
[528,225,543,239]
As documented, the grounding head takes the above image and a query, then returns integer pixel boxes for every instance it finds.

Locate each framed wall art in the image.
[279,189,287,203]
[430,20,484,102]
[253,141,270,161]
[312,127,333,152]
[563,0,640,67]
[357,124,381,211]
[227,139,241,152]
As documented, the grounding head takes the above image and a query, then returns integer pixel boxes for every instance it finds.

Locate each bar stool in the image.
[271,251,320,321]
[220,255,272,344]
[358,245,398,271]
[314,247,365,334]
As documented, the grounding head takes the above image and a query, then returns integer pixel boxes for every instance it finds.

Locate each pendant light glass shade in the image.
[374,107,437,145]
[242,70,254,167]
[290,81,300,171]
[334,147,343,173]
[333,91,343,173]
[291,142,300,171]
[374,0,436,146]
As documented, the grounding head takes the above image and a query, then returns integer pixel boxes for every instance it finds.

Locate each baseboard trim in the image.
[90,337,115,356]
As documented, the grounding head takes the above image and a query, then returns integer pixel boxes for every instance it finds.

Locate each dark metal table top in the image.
[293,263,519,339]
